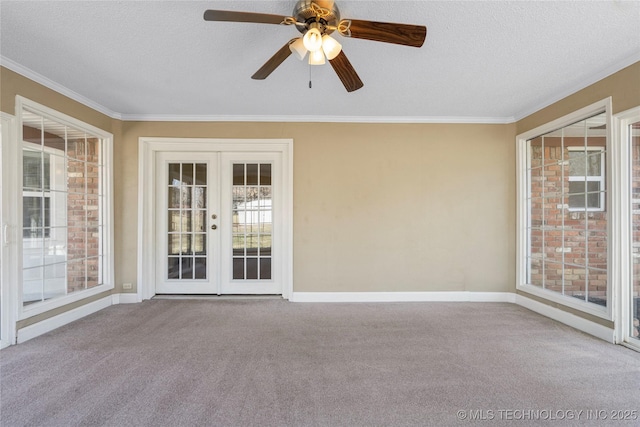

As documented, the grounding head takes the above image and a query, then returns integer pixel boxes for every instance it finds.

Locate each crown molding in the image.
[513,51,640,122]
[0,55,514,124]
[1,56,123,120]
[3,52,638,125]
[120,114,514,124]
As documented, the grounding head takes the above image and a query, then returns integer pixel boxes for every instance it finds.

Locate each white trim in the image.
[1,112,18,348]
[621,341,640,352]
[137,141,152,300]
[566,146,606,212]
[1,57,122,120]
[4,53,639,125]
[516,98,612,142]
[513,284,609,319]
[9,291,618,345]
[19,286,113,320]
[137,138,294,301]
[17,95,113,139]
[0,56,512,124]
[0,58,513,123]
[111,293,139,304]
[15,97,116,320]
[284,141,294,299]
[613,106,640,348]
[513,51,640,121]
[118,114,514,124]
[516,123,528,302]
[515,294,614,343]
[516,98,614,321]
[16,295,112,344]
[290,291,516,303]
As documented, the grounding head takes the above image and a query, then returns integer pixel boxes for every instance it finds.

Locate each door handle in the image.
[211,224,217,230]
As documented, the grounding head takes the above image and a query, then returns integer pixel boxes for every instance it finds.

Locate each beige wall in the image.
[121,121,516,293]
[1,67,113,132]
[3,60,637,326]
[2,65,517,305]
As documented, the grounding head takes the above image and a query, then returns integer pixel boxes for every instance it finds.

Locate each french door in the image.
[155,151,282,295]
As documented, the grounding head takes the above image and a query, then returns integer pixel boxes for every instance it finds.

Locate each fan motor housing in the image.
[293,0,340,35]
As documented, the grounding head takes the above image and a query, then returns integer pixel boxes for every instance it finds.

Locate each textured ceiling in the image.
[1,0,639,122]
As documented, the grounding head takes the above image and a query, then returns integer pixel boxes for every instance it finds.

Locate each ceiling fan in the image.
[203,0,427,92]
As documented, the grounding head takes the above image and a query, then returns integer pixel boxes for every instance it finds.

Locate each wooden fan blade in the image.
[328,50,364,92]
[204,10,292,25]
[341,19,426,47]
[251,40,296,80]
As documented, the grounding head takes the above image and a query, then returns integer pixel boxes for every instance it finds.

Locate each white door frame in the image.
[137,138,293,301]
[1,112,18,348]
[613,106,640,351]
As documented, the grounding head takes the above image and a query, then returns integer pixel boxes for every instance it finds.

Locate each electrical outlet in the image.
[123,282,132,290]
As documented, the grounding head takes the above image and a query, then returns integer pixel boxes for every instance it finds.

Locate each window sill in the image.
[18,283,114,320]
[516,283,612,321]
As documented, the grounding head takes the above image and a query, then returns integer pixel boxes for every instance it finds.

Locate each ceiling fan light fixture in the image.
[204,0,427,92]
[321,34,342,60]
[303,27,323,52]
[289,37,307,60]
[308,49,326,65]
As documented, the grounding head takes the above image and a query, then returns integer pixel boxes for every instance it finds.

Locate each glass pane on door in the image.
[631,120,640,341]
[232,163,272,280]
[167,162,207,280]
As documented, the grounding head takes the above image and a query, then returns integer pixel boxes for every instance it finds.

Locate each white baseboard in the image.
[290,291,516,303]
[111,293,140,304]
[17,295,112,344]
[12,291,615,345]
[515,294,615,343]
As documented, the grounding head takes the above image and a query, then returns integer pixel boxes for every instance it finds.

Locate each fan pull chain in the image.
[309,63,312,89]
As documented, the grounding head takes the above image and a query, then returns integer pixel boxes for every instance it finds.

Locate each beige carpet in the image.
[1,300,639,426]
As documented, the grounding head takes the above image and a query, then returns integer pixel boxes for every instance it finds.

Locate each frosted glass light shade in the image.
[289,38,307,60]
[308,49,326,65]
[321,35,342,60]
[303,28,323,52]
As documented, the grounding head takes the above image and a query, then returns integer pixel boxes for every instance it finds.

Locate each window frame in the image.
[566,146,606,212]
[16,96,114,320]
[613,106,640,350]
[21,142,67,240]
[1,112,17,348]
[516,97,613,320]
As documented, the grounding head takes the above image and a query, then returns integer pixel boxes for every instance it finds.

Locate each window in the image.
[22,150,51,238]
[18,98,113,315]
[232,163,272,280]
[22,196,50,238]
[517,99,611,318]
[567,147,605,211]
